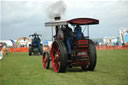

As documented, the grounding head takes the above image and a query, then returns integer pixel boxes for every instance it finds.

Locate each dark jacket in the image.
[62,27,72,40]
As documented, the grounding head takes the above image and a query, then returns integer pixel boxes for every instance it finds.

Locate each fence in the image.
[7,47,28,53]
[5,45,128,53]
[96,45,128,50]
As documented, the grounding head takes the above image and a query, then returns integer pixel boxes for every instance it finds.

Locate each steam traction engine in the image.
[42,17,99,73]
[29,33,43,56]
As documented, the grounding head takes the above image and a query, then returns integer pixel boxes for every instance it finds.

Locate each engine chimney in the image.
[54,16,61,38]
[54,16,61,21]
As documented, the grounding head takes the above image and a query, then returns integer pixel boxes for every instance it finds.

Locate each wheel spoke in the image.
[56,63,60,70]
[51,41,67,72]
[54,57,60,63]
[44,58,47,63]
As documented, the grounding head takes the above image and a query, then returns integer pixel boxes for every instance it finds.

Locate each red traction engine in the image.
[42,18,99,73]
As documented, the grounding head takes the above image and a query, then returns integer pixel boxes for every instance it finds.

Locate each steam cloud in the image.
[46,0,66,19]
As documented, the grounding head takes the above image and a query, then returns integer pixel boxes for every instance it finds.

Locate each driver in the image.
[37,36,41,48]
[74,24,82,40]
[62,25,73,55]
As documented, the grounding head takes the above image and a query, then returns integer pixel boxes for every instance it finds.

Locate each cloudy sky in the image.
[0,0,128,40]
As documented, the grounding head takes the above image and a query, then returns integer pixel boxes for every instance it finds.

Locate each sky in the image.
[0,0,128,40]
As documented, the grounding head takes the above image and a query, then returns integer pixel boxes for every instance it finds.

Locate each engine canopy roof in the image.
[45,18,99,27]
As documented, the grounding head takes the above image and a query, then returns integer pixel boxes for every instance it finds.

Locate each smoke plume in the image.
[46,0,66,19]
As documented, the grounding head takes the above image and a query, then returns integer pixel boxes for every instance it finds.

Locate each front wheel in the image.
[42,52,50,69]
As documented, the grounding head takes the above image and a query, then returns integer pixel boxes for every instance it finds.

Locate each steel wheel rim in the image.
[51,42,61,72]
[42,53,47,68]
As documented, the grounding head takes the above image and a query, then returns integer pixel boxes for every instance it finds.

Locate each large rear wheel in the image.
[29,45,32,56]
[50,40,68,73]
[88,40,97,71]
[40,44,43,55]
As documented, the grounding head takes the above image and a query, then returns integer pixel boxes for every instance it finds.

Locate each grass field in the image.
[0,49,128,85]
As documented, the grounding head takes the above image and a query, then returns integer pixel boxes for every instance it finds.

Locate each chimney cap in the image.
[54,16,61,20]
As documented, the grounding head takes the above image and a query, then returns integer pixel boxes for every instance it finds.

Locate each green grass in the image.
[0,50,128,85]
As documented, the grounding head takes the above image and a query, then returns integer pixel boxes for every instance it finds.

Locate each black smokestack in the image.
[46,0,66,19]
[54,16,61,21]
